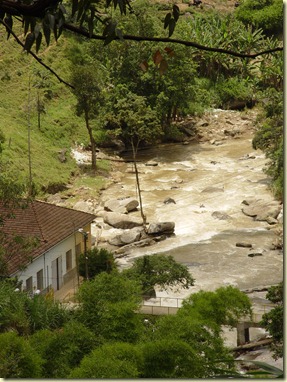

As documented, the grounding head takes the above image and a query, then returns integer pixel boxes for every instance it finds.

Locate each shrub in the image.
[78,247,116,279]
[215,77,254,110]
[235,0,283,35]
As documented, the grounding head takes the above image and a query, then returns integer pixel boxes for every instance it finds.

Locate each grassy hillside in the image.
[0,27,93,195]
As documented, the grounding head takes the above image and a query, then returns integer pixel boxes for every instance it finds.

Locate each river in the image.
[95,110,283,299]
[77,109,283,367]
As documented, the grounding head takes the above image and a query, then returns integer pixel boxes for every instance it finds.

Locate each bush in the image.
[215,77,254,110]
[0,332,43,378]
[78,247,116,279]
[235,0,283,35]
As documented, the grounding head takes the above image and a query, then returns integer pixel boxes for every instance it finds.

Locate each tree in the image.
[78,247,116,279]
[0,331,43,378]
[145,307,235,377]
[70,65,104,170]
[181,285,252,327]
[69,342,143,378]
[104,85,162,225]
[123,254,195,298]
[260,282,283,359]
[252,62,283,199]
[29,322,97,378]
[75,271,144,342]
[140,339,205,378]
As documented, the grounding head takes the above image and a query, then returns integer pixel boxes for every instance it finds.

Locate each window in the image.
[26,276,33,292]
[37,269,44,290]
[66,249,73,271]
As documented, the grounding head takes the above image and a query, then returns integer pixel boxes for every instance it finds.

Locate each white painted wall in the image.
[13,225,91,293]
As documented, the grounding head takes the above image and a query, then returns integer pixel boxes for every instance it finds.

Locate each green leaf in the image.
[59,4,67,15]
[172,5,180,22]
[48,13,55,30]
[24,32,35,53]
[4,14,13,39]
[42,22,51,46]
[34,23,41,39]
[0,10,5,21]
[104,34,116,46]
[164,13,172,29]
[23,17,30,36]
[72,0,78,17]
[76,0,86,21]
[35,31,42,53]
[168,18,176,37]
[88,16,94,37]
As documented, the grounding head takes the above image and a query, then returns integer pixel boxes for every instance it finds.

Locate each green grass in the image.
[0,22,107,198]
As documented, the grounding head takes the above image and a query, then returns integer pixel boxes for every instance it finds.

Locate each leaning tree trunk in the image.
[85,110,96,170]
[131,140,147,231]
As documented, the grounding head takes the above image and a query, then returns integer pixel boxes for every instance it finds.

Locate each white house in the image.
[0,200,95,293]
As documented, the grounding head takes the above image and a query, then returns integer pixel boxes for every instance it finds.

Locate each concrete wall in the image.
[14,224,92,294]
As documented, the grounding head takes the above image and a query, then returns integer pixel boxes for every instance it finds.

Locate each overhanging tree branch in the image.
[63,23,283,59]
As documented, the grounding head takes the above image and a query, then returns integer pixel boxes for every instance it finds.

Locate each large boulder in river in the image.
[147,222,175,235]
[104,197,139,214]
[241,199,281,222]
[108,227,146,246]
[103,211,143,229]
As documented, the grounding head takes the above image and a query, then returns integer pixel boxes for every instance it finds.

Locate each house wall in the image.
[14,224,92,294]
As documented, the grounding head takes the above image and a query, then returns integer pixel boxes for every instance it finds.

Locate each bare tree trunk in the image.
[85,109,96,170]
[131,140,147,230]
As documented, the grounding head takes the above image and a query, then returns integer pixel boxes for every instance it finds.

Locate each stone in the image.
[120,228,143,244]
[236,242,253,248]
[248,253,263,257]
[147,222,175,235]
[104,197,139,214]
[46,194,63,205]
[104,199,126,214]
[164,197,176,204]
[73,200,94,213]
[266,216,278,225]
[145,160,158,167]
[103,212,143,229]
[242,199,281,221]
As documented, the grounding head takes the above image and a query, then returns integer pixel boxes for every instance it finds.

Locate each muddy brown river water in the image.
[96,121,283,298]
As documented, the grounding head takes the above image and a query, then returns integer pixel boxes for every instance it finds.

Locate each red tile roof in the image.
[0,200,96,275]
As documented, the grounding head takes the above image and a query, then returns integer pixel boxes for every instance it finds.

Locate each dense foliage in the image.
[123,254,195,297]
[0,278,254,378]
[260,282,283,359]
[235,0,283,36]
[78,247,116,279]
